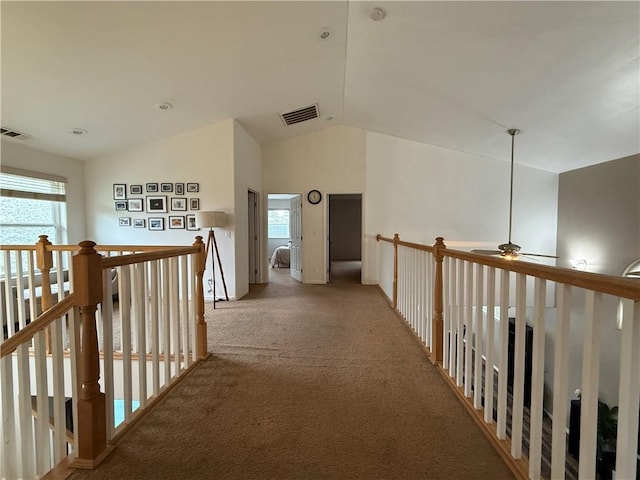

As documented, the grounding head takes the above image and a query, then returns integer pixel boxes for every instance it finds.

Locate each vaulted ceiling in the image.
[2,1,638,173]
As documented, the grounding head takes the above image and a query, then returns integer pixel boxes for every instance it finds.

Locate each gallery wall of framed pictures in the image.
[113,182,201,231]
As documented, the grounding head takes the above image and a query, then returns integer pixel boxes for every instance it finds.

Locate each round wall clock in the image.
[307,189,322,205]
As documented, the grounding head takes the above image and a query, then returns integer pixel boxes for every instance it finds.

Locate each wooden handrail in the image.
[0,293,76,357]
[377,234,640,300]
[102,246,200,269]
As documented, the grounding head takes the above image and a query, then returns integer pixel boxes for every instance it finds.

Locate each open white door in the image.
[290,195,302,282]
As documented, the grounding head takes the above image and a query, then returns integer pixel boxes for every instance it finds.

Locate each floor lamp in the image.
[196,211,229,309]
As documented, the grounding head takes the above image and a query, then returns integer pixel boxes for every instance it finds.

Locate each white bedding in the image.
[270,246,290,268]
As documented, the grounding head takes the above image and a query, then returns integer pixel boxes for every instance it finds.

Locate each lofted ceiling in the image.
[1,1,638,173]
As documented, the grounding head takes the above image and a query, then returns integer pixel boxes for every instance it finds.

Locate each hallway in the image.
[70,271,514,480]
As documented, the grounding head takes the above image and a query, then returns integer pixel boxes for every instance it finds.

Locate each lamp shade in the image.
[196,211,226,228]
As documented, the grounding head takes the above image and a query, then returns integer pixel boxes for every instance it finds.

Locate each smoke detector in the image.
[370,7,387,21]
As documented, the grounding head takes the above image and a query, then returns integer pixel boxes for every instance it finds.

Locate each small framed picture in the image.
[133,218,146,228]
[130,184,143,195]
[187,183,199,193]
[115,201,128,211]
[169,215,185,229]
[189,198,200,210]
[148,217,164,231]
[161,183,173,193]
[146,183,159,193]
[186,214,199,231]
[175,183,185,195]
[146,196,167,213]
[113,184,126,200]
[119,217,131,227]
[128,198,143,212]
[171,197,187,211]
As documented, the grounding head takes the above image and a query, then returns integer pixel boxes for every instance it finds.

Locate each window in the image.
[268,209,290,239]
[0,167,67,246]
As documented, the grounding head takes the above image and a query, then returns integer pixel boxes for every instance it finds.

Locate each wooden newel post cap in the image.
[73,241,103,305]
[393,233,400,243]
[36,235,53,270]
[376,234,381,241]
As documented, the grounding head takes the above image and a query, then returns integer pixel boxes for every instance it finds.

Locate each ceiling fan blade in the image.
[519,252,559,259]
[471,249,502,255]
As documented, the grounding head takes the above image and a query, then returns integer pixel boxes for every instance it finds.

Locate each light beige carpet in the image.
[69,266,514,480]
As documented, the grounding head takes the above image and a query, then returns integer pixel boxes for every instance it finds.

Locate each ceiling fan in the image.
[472,128,558,261]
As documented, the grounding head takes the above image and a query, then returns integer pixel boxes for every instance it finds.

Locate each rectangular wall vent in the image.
[0,127,31,140]
[280,104,319,126]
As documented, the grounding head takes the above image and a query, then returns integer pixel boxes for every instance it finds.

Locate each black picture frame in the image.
[128,198,143,212]
[186,214,199,231]
[169,215,185,229]
[187,183,199,193]
[189,198,200,210]
[148,217,164,231]
[118,217,131,227]
[161,183,173,193]
[146,183,159,193]
[171,197,187,211]
[146,195,167,213]
[133,218,146,228]
[175,183,185,195]
[115,201,128,211]
[113,184,126,200]
[130,184,143,195]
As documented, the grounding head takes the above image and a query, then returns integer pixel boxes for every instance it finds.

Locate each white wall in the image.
[233,120,262,298]
[363,132,559,286]
[84,120,241,299]
[1,139,87,244]
[262,125,367,284]
[554,153,640,407]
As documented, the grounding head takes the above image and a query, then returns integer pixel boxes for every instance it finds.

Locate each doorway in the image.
[327,194,362,284]
[267,194,302,283]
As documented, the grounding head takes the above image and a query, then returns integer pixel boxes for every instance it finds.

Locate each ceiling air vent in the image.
[0,127,31,140]
[280,104,319,126]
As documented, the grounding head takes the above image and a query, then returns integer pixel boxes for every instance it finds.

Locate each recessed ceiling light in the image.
[155,102,173,111]
[70,128,87,135]
[370,7,387,21]
[319,28,331,40]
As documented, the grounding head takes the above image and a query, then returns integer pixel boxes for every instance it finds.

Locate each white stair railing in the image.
[376,234,639,480]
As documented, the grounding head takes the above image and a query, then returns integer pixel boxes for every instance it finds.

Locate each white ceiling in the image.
[2,1,638,173]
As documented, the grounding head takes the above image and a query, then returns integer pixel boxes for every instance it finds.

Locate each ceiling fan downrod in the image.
[506,128,520,246]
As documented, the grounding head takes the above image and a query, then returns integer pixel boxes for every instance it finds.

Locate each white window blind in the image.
[1,168,66,202]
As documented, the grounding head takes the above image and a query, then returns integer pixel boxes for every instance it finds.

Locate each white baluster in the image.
[551,284,571,479]
[529,278,547,479]
[102,268,115,438]
[34,330,51,474]
[484,267,496,424]
[474,264,484,409]
[150,260,160,394]
[511,273,526,459]
[136,262,147,408]
[464,261,473,398]
[1,354,17,479]
[456,260,464,387]
[497,269,509,440]
[615,299,640,479]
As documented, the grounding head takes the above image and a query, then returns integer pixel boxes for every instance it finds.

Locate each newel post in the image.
[392,234,399,310]
[432,237,446,364]
[35,235,54,352]
[193,236,207,359]
[71,241,108,467]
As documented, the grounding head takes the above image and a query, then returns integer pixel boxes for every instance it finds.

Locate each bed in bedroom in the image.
[270,245,290,268]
